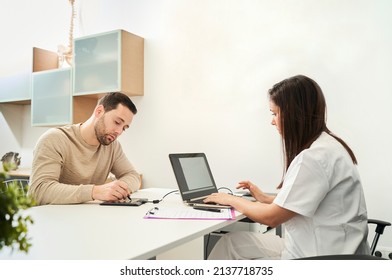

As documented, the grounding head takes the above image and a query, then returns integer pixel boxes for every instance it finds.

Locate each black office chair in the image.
[206,218,390,260]
[298,219,391,260]
[368,219,391,256]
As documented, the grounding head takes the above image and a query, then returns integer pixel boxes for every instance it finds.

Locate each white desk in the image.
[0,188,245,260]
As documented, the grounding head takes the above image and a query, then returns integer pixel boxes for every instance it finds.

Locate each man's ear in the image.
[95,105,105,117]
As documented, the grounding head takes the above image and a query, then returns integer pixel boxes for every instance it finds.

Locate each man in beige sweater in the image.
[28,92,141,205]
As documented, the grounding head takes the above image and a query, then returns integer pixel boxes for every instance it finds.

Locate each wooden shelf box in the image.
[73,29,144,97]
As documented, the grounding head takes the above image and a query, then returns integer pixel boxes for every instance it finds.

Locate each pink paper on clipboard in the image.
[144,207,236,220]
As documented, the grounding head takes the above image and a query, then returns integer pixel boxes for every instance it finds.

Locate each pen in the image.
[111,175,132,201]
[193,207,222,213]
[146,207,159,215]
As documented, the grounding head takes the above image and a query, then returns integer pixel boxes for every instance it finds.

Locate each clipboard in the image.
[144,206,236,220]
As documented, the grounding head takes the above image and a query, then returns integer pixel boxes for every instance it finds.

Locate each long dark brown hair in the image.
[268,75,357,188]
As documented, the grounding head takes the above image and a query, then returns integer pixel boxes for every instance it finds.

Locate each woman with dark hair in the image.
[204,75,369,259]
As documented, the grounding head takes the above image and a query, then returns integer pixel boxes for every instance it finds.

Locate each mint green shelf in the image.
[31,68,72,126]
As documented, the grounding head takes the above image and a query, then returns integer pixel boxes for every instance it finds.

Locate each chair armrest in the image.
[368,219,391,234]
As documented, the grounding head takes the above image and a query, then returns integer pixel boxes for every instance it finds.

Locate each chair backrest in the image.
[2,179,29,195]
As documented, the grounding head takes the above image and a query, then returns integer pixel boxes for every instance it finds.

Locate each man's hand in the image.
[92,180,131,201]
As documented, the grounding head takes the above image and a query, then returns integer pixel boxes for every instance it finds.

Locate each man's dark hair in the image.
[98,92,137,114]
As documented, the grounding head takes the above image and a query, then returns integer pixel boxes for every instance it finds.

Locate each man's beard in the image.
[94,117,113,146]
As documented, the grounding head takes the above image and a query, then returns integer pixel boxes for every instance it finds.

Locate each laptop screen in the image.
[169,153,218,200]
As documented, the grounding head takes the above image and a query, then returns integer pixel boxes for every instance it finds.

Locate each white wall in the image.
[1,0,392,249]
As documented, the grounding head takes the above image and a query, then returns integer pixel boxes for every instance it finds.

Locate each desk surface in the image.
[0,188,244,260]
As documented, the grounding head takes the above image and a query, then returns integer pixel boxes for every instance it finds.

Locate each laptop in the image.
[169,153,231,209]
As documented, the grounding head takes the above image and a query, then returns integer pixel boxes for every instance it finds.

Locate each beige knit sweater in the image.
[28,124,140,205]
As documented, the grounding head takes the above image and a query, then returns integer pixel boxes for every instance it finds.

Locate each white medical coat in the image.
[274,132,370,259]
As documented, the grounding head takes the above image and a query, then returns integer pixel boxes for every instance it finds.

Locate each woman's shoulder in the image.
[309,132,346,152]
[301,132,351,165]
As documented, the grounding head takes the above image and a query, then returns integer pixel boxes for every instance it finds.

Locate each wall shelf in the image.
[1,29,144,127]
[0,47,58,105]
[31,68,73,126]
[0,71,31,104]
[73,29,144,96]
[32,47,59,72]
